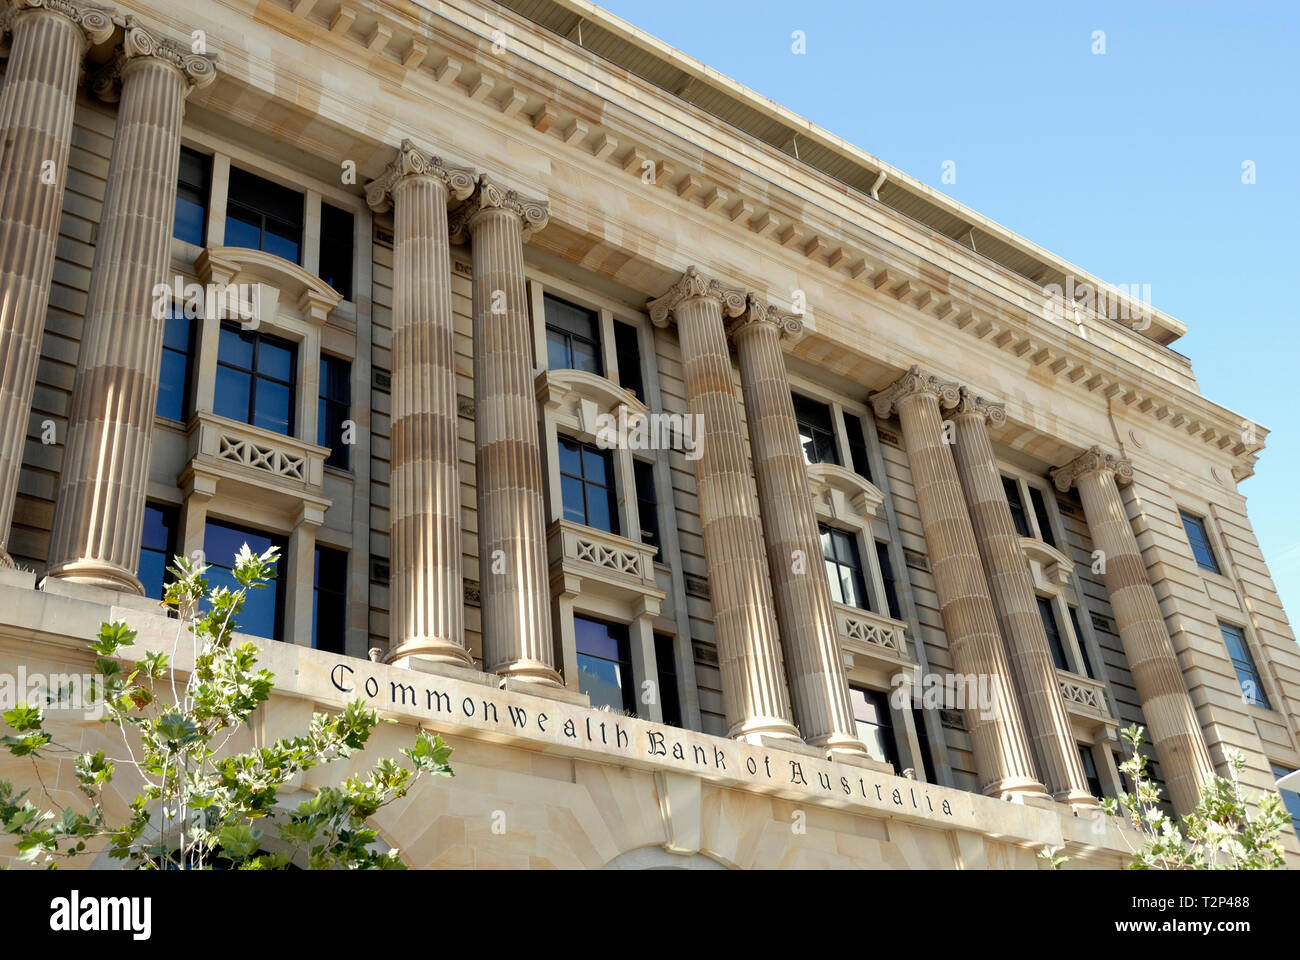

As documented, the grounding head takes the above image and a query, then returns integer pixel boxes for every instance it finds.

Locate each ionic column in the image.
[951,389,1094,806]
[870,366,1047,799]
[46,23,216,591]
[0,0,113,566]
[365,141,476,666]
[1052,446,1214,815]
[648,268,800,744]
[450,176,560,685]
[730,296,865,758]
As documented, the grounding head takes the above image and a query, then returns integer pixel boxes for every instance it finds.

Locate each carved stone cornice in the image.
[364,138,476,213]
[647,265,746,328]
[2,0,113,51]
[869,364,960,418]
[447,173,549,242]
[90,16,218,101]
[954,386,1007,426]
[726,293,803,343]
[1050,445,1133,492]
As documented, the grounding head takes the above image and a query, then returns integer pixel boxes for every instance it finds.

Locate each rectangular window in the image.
[544,295,602,375]
[138,503,178,601]
[820,524,869,610]
[214,322,297,436]
[911,708,937,783]
[792,394,839,466]
[875,540,901,620]
[225,166,304,264]
[654,633,682,727]
[313,546,348,654]
[202,520,286,641]
[1068,606,1094,679]
[850,687,899,769]
[1220,622,1271,708]
[1180,510,1221,573]
[1078,744,1104,799]
[318,202,354,301]
[1271,764,1300,830]
[558,437,618,534]
[574,615,635,713]
[633,458,660,556]
[174,146,210,245]
[318,354,351,469]
[156,311,195,422]
[1037,596,1069,672]
[1003,476,1031,538]
[1028,486,1057,548]
[841,411,872,482]
[613,320,644,401]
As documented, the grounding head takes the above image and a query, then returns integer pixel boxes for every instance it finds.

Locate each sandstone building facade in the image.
[1,0,1298,869]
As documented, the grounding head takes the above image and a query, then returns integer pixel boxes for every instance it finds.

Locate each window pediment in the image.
[195,246,341,326]
[807,462,884,526]
[536,367,647,441]
[1022,538,1073,595]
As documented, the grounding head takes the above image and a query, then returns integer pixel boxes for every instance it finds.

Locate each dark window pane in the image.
[585,485,615,534]
[792,394,839,466]
[223,207,262,251]
[1271,764,1300,829]
[262,223,300,265]
[213,367,250,423]
[1180,511,1220,573]
[570,340,601,375]
[1037,597,1069,671]
[820,524,868,610]
[557,438,583,477]
[911,708,937,782]
[1068,607,1094,678]
[1003,476,1031,537]
[654,634,681,727]
[253,379,292,435]
[560,476,586,524]
[1220,622,1270,708]
[173,147,210,245]
[574,616,633,713]
[1029,486,1057,547]
[546,330,571,371]
[850,687,899,769]
[318,203,354,300]
[202,521,284,641]
[875,541,901,620]
[544,295,602,376]
[1078,744,1104,798]
[156,344,190,420]
[137,503,177,601]
[312,546,347,654]
[614,321,645,401]
[633,458,660,554]
[256,339,294,381]
[218,325,254,369]
[842,411,872,481]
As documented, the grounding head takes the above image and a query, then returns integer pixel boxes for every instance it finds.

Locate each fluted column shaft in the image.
[48,43,209,591]
[1054,448,1214,815]
[872,367,1046,797]
[388,175,468,664]
[951,392,1094,805]
[732,301,865,758]
[649,269,799,743]
[459,177,559,684]
[0,4,112,565]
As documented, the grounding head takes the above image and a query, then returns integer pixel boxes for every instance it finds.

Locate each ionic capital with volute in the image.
[364,138,476,213]
[1051,445,1134,492]
[647,265,746,327]
[870,364,961,418]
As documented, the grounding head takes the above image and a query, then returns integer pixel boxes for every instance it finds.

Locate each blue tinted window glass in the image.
[546,330,570,371]
[202,522,282,640]
[162,312,191,351]
[557,438,582,476]
[156,350,189,420]
[256,339,293,381]
[174,199,205,246]
[224,209,261,251]
[585,486,614,533]
[262,229,300,266]
[561,476,586,524]
[253,379,291,435]
[583,446,610,482]
[218,326,254,369]
[213,367,250,423]
[577,654,626,711]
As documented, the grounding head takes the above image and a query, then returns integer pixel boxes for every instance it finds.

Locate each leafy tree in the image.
[1,545,451,869]
[1092,724,1287,870]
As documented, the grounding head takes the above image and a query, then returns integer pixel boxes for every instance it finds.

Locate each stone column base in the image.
[983,775,1053,803]
[43,559,144,596]
[386,638,474,669]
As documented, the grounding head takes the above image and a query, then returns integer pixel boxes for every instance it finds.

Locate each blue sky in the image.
[594,0,1300,623]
